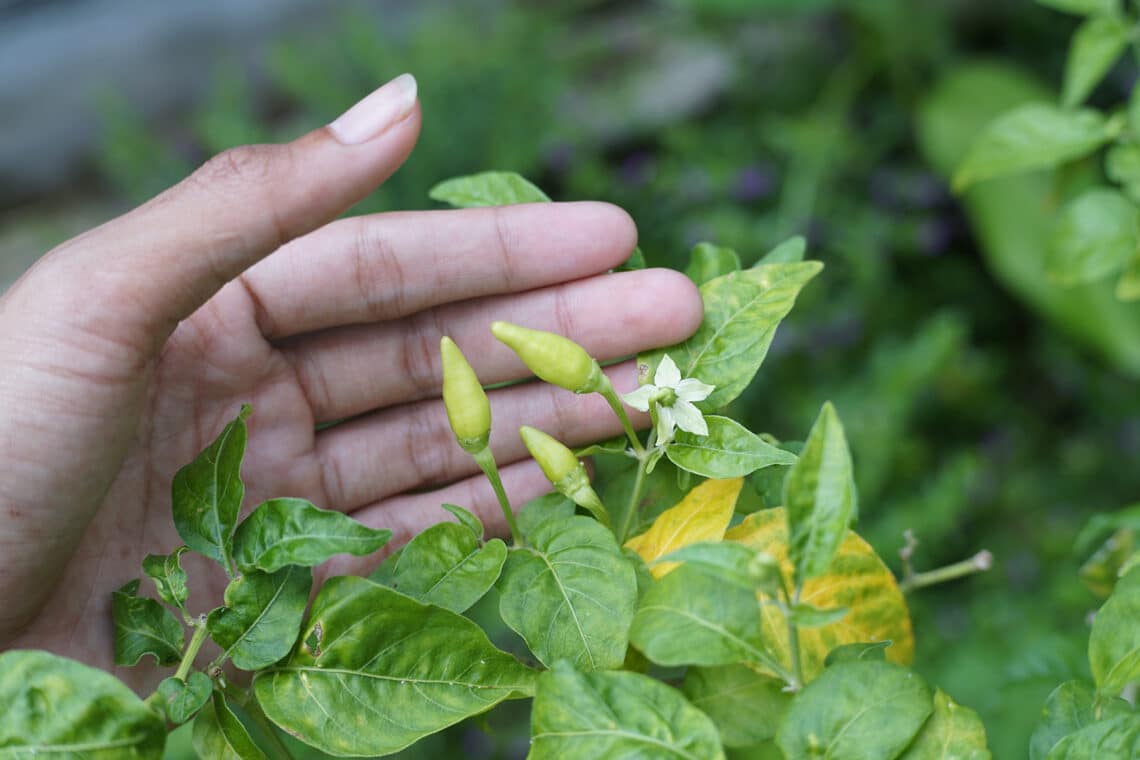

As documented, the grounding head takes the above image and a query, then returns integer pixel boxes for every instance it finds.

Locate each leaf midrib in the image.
[258,665,530,691]
[220,568,295,661]
[519,547,597,669]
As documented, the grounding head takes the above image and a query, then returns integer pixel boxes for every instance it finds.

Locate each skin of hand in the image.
[0,74,702,690]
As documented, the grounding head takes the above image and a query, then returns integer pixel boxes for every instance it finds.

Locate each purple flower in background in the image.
[619,151,656,187]
[732,165,776,203]
[917,218,954,257]
[544,142,575,174]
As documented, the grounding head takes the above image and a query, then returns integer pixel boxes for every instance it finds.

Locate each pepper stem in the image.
[597,375,646,456]
[899,531,993,593]
[474,447,523,546]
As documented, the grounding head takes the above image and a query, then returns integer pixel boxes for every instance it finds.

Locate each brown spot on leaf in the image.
[305,622,323,657]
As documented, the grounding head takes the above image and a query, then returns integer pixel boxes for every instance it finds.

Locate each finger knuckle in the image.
[197,144,280,189]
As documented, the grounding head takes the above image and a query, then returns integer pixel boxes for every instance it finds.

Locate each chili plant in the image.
[0,173,1009,758]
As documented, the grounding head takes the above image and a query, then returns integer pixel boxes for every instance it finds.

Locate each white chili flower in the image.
[622,354,714,444]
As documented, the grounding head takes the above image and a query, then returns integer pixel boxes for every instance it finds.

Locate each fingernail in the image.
[328,73,417,145]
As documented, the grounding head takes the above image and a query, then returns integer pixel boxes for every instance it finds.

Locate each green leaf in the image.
[1035,0,1119,15]
[156,672,212,725]
[1062,15,1130,108]
[429,170,550,207]
[232,497,391,573]
[759,236,807,265]
[630,562,769,668]
[686,242,742,285]
[784,402,858,584]
[142,547,190,612]
[498,514,637,670]
[573,435,631,458]
[0,650,166,757]
[1089,568,1140,694]
[683,665,791,747]
[206,566,311,671]
[1105,144,1140,203]
[1080,527,1138,598]
[111,580,184,667]
[530,661,725,760]
[953,104,1112,191]
[254,576,535,757]
[787,602,848,628]
[640,263,822,412]
[656,540,769,589]
[824,641,891,666]
[1030,680,1133,760]
[367,546,402,585]
[516,492,577,536]
[901,688,991,759]
[390,522,507,613]
[616,246,647,272]
[440,502,484,539]
[668,415,798,479]
[1048,188,1139,286]
[1045,714,1140,758]
[172,405,250,567]
[1118,256,1140,300]
[192,692,268,760]
[777,661,933,759]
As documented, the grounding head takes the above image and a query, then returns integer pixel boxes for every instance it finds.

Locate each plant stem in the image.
[223,682,296,760]
[175,618,210,682]
[781,579,805,691]
[598,376,646,456]
[900,550,993,594]
[618,430,656,543]
[474,447,523,546]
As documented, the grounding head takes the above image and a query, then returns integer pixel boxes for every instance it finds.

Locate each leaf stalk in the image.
[174,617,210,682]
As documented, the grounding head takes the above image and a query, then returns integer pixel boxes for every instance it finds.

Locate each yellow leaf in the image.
[725,507,914,682]
[625,478,742,578]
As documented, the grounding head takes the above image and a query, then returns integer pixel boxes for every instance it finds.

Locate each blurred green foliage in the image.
[97,1,1140,757]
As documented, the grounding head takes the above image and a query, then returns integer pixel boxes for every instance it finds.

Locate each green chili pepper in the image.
[519,426,610,527]
[440,336,491,454]
[491,321,604,394]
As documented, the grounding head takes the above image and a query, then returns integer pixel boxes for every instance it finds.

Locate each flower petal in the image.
[622,385,657,412]
[672,400,708,437]
[654,354,682,389]
[656,406,676,445]
[675,378,715,403]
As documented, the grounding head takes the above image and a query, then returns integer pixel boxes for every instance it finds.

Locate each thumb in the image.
[31,74,422,352]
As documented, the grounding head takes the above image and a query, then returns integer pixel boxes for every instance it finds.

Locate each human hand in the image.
[0,74,702,686]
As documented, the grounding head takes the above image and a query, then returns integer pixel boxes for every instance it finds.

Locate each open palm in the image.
[0,78,701,690]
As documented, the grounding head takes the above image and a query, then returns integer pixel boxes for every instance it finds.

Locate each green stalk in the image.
[175,618,210,682]
[900,551,993,594]
[597,375,646,456]
[617,429,656,543]
[145,617,211,713]
[783,583,805,692]
[473,447,523,546]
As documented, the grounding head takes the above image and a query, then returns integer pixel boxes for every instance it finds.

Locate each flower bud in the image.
[491,321,604,394]
[441,336,491,454]
[519,426,610,527]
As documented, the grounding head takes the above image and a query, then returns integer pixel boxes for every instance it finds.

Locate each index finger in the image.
[239,201,638,339]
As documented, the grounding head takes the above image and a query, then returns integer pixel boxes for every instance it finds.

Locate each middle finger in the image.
[278,268,701,423]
